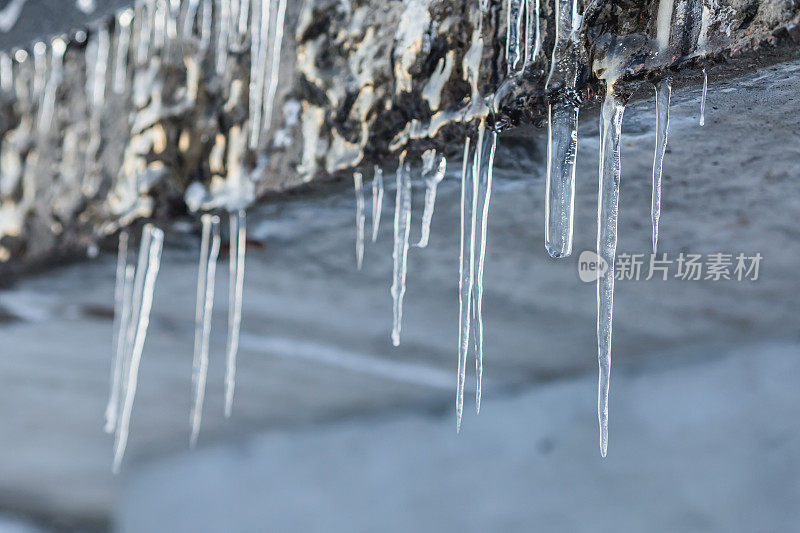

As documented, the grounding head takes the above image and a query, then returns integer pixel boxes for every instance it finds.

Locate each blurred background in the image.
[0,1,799,532]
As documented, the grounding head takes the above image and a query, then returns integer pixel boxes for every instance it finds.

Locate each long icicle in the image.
[390,151,412,347]
[523,0,541,65]
[700,68,708,126]
[353,172,366,269]
[113,225,165,473]
[472,124,496,414]
[113,10,134,94]
[224,209,247,417]
[371,166,384,242]
[416,150,446,248]
[597,90,625,458]
[190,215,221,447]
[262,0,287,132]
[248,0,268,149]
[651,78,672,253]
[456,135,477,432]
[104,230,130,434]
[505,0,524,76]
[38,37,66,134]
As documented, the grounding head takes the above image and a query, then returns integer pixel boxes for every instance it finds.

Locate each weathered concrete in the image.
[0,1,797,270]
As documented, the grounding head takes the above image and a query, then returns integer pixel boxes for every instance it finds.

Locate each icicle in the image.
[0,52,13,93]
[113,10,134,95]
[371,166,384,242]
[505,0,524,75]
[523,0,541,65]
[37,38,66,134]
[113,225,165,473]
[90,25,110,111]
[545,103,579,258]
[472,125,496,414]
[248,0,270,149]
[596,90,625,458]
[651,78,672,253]
[135,0,154,65]
[545,0,581,90]
[215,0,230,75]
[262,0,288,132]
[0,0,28,33]
[104,230,131,434]
[700,68,708,126]
[224,209,246,418]
[183,0,201,41]
[456,135,476,432]
[390,151,412,347]
[415,150,446,248]
[32,41,46,100]
[238,0,251,40]
[190,215,221,447]
[353,172,366,270]
[199,0,213,52]
[152,0,168,51]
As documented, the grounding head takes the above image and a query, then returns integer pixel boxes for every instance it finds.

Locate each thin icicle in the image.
[651,78,672,253]
[597,90,625,458]
[38,38,66,134]
[90,25,110,111]
[700,68,708,126]
[390,151,412,347]
[104,231,130,434]
[523,0,541,65]
[545,102,579,258]
[190,215,221,448]
[224,209,246,418]
[113,225,165,473]
[353,171,366,270]
[32,41,46,100]
[472,125,496,414]
[0,52,13,93]
[416,150,446,248]
[113,10,134,95]
[505,0,524,75]
[262,0,287,132]
[456,135,476,432]
[215,0,230,75]
[238,0,250,39]
[371,166,384,242]
[248,0,270,149]
[183,0,201,41]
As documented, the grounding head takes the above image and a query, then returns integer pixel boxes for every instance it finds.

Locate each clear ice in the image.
[371,166,384,243]
[456,136,475,432]
[112,224,165,473]
[456,120,496,428]
[415,150,446,249]
[545,103,579,258]
[191,214,221,447]
[596,91,625,458]
[544,0,582,258]
[700,68,708,126]
[390,152,412,347]
[224,210,247,417]
[104,230,130,434]
[353,171,366,270]
[651,78,672,253]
